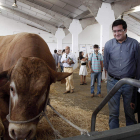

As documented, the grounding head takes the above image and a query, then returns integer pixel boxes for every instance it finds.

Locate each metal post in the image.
[91,78,140,131]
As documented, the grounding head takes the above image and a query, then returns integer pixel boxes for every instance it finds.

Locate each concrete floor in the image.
[50,72,130,125]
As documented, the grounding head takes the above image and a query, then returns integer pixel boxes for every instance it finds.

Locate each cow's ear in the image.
[55,72,72,81]
[48,67,72,83]
[0,70,9,87]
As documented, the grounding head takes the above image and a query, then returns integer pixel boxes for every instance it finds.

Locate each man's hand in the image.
[130,103,135,110]
[63,60,66,63]
[90,68,94,73]
[67,61,71,65]
[67,59,73,65]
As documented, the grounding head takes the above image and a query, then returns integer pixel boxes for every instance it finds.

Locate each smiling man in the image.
[104,19,140,129]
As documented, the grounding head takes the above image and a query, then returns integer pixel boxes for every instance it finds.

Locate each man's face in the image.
[102,48,104,54]
[65,47,70,54]
[94,48,98,53]
[112,25,127,42]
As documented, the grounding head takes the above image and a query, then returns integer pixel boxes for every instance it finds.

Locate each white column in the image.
[68,19,82,58]
[96,3,115,53]
[71,34,78,55]
[55,28,65,51]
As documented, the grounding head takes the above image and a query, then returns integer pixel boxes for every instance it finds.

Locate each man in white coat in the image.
[61,46,76,94]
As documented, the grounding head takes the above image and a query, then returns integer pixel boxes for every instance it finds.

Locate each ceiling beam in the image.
[17,0,65,20]
[101,0,124,3]
[17,0,72,28]
[27,24,51,33]
[0,6,57,34]
[111,0,140,18]
[81,0,102,18]
[75,10,91,20]
[123,9,140,15]
[128,14,140,24]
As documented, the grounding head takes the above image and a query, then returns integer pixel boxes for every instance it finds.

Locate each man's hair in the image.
[54,49,57,53]
[66,46,70,50]
[79,51,83,60]
[112,19,127,30]
[93,44,99,48]
[62,49,65,53]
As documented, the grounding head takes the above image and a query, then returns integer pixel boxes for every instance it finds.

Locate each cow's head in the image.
[0,57,71,139]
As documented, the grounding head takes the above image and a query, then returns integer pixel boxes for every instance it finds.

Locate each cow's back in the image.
[0,33,56,71]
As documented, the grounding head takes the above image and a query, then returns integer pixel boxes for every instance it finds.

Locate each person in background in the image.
[59,49,65,72]
[88,44,103,98]
[131,85,140,123]
[61,46,76,94]
[131,44,140,123]
[79,51,88,85]
[104,19,140,129]
[52,49,59,71]
[102,47,107,82]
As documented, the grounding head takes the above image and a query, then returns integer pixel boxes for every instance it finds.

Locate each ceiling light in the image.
[12,0,18,8]
[131,5,140,12]
[0,6,4,9]
[123,5,140,15]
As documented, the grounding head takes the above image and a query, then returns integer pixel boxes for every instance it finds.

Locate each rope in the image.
[48,103,90,137]
[44,114,63,139]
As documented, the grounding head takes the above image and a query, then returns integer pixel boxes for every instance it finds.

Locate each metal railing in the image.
[91,78,140,131]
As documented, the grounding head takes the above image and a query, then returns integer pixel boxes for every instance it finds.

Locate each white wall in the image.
[79,24,101,45]
[0,15,57,53]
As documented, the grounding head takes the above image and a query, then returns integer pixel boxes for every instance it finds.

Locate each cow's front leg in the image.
[0,117,5,137]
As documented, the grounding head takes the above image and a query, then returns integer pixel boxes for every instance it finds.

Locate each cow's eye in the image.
[10,87,15,97]
[10,87,14,92]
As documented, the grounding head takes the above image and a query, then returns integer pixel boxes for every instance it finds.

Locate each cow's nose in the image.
[10,128,32,139]
[9,123,36,139]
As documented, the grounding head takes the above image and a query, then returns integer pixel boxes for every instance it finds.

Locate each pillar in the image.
[96,3,115,53]
[55,28,65,51]
[68,19,82,69]
[68,19,82,58]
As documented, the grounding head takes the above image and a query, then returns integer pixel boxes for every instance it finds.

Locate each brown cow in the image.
[0,33,71,140]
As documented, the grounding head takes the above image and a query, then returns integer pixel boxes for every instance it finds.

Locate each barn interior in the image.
[0,0,140,140]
